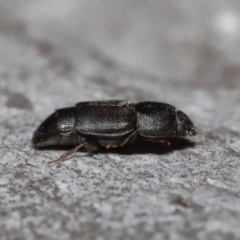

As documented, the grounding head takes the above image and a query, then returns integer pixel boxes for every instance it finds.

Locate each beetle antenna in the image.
[47,143,87,166]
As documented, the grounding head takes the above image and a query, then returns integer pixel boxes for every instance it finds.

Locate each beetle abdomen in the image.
[74,100,136,138]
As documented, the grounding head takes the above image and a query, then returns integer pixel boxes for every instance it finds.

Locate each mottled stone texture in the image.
[1,1,240,239]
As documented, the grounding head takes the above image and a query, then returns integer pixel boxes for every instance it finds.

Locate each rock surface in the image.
[1,1,240,239]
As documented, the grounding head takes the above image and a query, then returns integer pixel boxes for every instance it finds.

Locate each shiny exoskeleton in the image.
[32,101,197,165]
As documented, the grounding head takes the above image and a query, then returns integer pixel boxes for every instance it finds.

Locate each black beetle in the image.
[32,100,197,165]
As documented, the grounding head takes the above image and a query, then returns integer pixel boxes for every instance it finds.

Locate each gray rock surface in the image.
[1,1,240,239]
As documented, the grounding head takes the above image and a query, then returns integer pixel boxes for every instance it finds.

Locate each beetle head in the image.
[176,110,197,136]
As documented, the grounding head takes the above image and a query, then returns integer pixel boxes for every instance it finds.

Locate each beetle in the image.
[32,100,197,165]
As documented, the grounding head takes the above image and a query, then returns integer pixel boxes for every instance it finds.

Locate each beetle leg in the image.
[105,132,136,149]
[47,142,87,166]
[139,136,171,146]
[158,139,171,146]
[85,139,100,153]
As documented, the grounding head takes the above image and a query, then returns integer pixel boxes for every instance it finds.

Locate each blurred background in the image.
[1,1,240,239]
[1,0,240,89]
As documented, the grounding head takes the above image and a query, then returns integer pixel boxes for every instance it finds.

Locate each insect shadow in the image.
[108,137,195,155]
[36,137,195,157]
